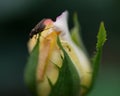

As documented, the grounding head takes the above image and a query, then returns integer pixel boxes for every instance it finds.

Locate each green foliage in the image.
[92,22,107,79]
[70,13,87,54]
[48,37,80,96]
[24,39,39,95]
[89,22,107,92]
[96,22,107,51]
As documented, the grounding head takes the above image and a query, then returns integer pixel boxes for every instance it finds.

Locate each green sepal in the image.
[89,22,107,92]
[70,13,87,54]
[24,38,39,95]
[48,37,80,96]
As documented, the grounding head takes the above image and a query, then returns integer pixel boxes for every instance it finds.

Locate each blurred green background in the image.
[0,0,120,96]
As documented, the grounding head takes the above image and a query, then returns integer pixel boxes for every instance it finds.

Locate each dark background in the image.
[0,0,120,96]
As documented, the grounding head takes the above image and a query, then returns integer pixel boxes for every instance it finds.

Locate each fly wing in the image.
[35,18,46,32]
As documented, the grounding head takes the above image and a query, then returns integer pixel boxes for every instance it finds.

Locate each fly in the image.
[29,18,46,38]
